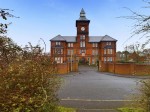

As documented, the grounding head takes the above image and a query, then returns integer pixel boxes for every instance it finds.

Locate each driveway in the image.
[58,65,141,112]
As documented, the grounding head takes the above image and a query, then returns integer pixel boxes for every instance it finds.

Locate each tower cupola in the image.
[80,8,85,17]
[79,8,88,20]
[76,8,90,27]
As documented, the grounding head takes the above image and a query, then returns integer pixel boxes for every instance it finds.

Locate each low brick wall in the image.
[99,62,108,72]
[108,63,114,73]
[115,63,134,75]
[57,63,69,74]
[100,62,150,75]
[135,64,150,75]
[56,61,78,74]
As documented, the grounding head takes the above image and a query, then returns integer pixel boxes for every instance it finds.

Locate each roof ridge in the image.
[101,36,105,41]
[61,36,66,40]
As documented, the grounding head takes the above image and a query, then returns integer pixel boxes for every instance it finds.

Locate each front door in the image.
[80,57,86,64]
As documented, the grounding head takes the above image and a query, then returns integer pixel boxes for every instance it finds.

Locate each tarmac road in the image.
[58,65,142,112]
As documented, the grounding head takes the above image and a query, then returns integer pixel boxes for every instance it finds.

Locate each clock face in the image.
[81,27,85,31]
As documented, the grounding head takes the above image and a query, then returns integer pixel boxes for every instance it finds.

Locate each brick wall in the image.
[99,62,108,72]
[51,40,116,65]
[114,63,134,75]
[57,63,69,74]
[135,64,150,75]
[100,62,150,75]
[108,63,114,73]
[56,61,78,74]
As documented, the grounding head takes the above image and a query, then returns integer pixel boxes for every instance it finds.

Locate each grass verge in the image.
[58,106,76,112]
[118,107,145,112]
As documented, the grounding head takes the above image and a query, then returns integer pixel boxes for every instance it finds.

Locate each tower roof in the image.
[78,8,89,21]
[80,8,85,14]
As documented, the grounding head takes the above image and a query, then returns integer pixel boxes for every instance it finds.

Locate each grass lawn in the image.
[58,106,76,112]
[118,107,145,112]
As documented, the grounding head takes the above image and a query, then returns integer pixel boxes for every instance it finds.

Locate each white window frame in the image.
[68,43,70,47]
[61,57,63,63]
[108,49,112,54]
[107,57,110,62]
[80,35,85,40]
[68,43,73,47]
[110,57,113,62]
[106,42,111,45]
[92,50,98,55]
[56,42,61,45]
[55,57,63,63]
[107,57,113,62]
[80,41,85,47]
[104,57,107,62]
[71,43,73,47]
[104,49,107,54]
[92,43,98,47]
[68,49,74,55]
[55,48,63,54]
[61,49,63,54]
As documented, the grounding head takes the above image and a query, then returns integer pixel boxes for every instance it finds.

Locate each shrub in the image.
[0,37,60,112]
[137,80,150,112]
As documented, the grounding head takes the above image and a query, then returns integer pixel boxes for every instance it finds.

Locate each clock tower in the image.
[76,8,90,59]
[76,8,90,36]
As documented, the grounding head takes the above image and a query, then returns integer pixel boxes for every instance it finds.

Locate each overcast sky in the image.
[0,0,149,52]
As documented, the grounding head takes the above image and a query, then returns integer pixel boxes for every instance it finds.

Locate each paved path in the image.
[58,65,142,112]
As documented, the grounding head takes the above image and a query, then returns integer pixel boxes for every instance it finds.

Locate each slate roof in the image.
[50,35,66,41]
[89,36,103,42]
[102,35,117,41]
[89,35,117,42]
[50,35,117,42]
[50,35,76,42]
[63,36,76,42]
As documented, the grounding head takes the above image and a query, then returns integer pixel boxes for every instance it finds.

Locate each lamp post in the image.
[40,38,46,53]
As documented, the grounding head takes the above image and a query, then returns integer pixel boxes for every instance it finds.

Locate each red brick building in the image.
[50,9,117,65]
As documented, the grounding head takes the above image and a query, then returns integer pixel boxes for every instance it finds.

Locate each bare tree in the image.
[122,0,150,38]
[122,1,150,111]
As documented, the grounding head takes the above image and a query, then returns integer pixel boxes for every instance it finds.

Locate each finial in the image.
[80,8,85,14]
[80,8,86,17]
